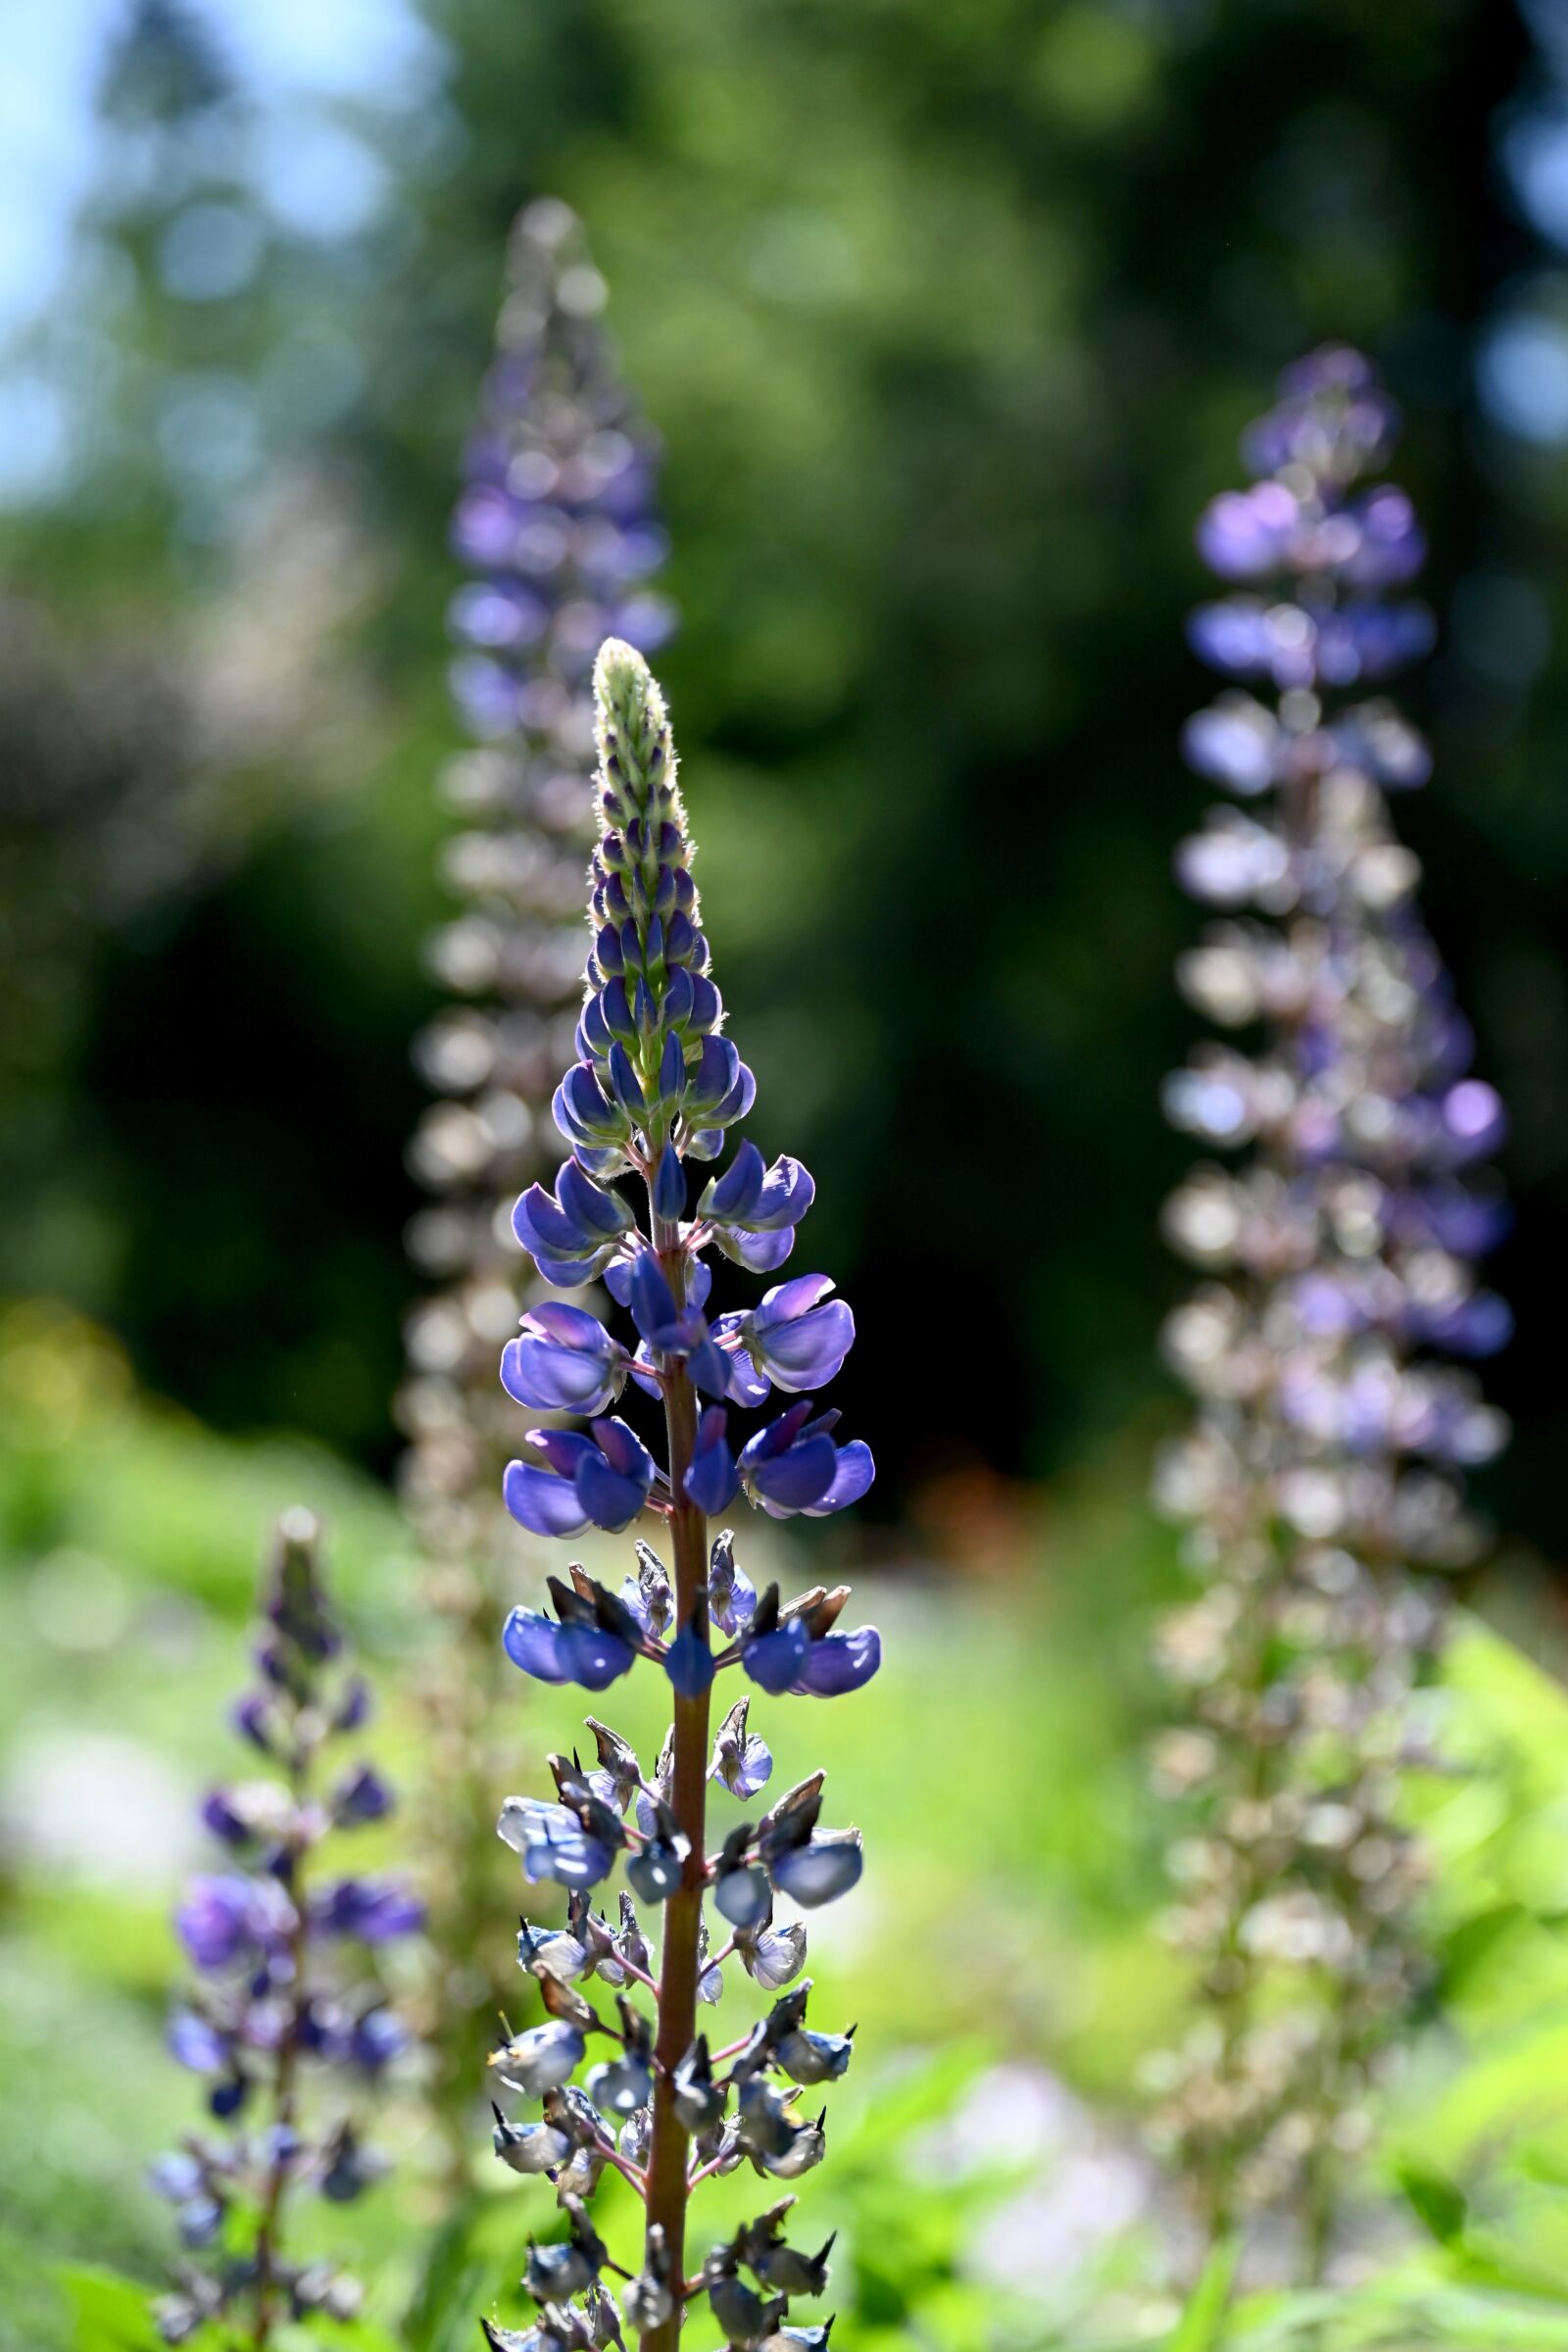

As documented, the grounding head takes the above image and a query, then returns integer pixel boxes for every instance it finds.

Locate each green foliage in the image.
[56,2267,158,2352]
[1168,2241,1240,2351]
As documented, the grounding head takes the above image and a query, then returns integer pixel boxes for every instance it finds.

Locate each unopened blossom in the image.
[482,644,878,2352]
[150,1513,417,2347]
[1152,348,1511,2267]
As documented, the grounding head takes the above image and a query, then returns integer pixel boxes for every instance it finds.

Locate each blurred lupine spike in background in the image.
[394,197,676,2169]
[151,1510,420,2347]
[1150,345,1512,2271]
[485,639,878,2351]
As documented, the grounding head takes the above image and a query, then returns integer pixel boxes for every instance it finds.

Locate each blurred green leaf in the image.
[54,2267,157,2352]
[1396,2159,1469,2246]
[1167,2238,1238,2349]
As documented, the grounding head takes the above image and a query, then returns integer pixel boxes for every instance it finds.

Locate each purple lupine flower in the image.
[739,1402,876,1520]
[1152,350,1513,2257]
[502,1302,630,1415]
[152,1514,415,2345]
[168,2010,229,2073]
[708,1530,757,1637]
[700,1142,816,1271]
[313,1877,425,1942]
[710,1697,773,1799]
[330,1763,393,1826]
[511,1161,638,1289]
[176,1876,271,1972]
[489,642,879,2350]
[504,1416,658,1536]
[502,1579,639,1690]
[739,1275,856,1395]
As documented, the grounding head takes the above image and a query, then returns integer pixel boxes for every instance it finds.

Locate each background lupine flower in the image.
[482,641,879,2352]
[1150,348,1510,2271]
[394,196,675,2164]
[149,1511,419,2346]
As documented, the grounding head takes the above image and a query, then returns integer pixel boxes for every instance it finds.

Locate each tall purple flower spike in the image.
[395,198,676,2172]
[401,192,675,1563]
[484,642,879,2352]
[151,1513,419,2347]
[1150,348,1511,2269]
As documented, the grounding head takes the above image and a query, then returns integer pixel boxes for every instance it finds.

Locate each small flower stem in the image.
[640,1188,711,2351]
[252,1753,310,2350]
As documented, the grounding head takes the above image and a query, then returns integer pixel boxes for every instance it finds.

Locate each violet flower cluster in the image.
[1149,350,1511,2261]
[480,639,877,2352]
[402,191,674,1551]
[151,1512,421,2346]
[396,195,674,2155]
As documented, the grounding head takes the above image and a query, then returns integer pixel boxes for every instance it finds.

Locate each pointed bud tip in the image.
[594,637,664,721]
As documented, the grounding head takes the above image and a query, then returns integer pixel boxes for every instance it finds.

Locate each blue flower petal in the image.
[503,1463,591,1539]
[794,1626,882,1695]
[742,1619,811,1694]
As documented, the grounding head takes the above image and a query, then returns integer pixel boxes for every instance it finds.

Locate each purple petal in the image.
[741,1399,816,1464]
[709,1140,765,1220]
[512,1184,587,1259]
[501,1336,619,1416]
[559,1158,629,1237]
[685,1412,739,1514]
[749,1298,855,1392]
[629,1253,680,1343]
[528,1428,598,1479]
[665,1623,716,1697]
[802,1441,875,1517]
[168,2010,228,2072]
[794,1626,882,1695]
[748,1434,839,1510]
[742,1619,811,1695]
[770,1832,863,1908]
[723,1226,797,1273]
[503,1607,572,1683]
[755,1273,837,1326]
[559,1624,636,1690]
[575,1460,651,1532]
[503,1462,591,1539]
[590,1416,657,1484]
[753,1155,814,1229]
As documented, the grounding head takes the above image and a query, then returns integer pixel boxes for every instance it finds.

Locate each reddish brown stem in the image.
[638,1202,711,2350]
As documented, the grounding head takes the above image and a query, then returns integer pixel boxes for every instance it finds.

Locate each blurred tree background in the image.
[2,0,1564,1562]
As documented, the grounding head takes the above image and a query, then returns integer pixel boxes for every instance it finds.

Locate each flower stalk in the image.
[150,1512,421,2345]
[482,641,877,2352]
[1150,349,1511,2267]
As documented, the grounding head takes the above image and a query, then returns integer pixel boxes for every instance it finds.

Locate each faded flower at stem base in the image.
[150,1511,421,2347]
[481,642,879,2352]
[394,194,676,2168]
[1150,348,1510,2271]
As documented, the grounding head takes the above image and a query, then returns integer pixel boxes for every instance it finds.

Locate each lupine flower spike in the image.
[484,642,879,2352]
[150,1511,421,2345]
[1151,349,1510,2269]
[396,197,675,2156]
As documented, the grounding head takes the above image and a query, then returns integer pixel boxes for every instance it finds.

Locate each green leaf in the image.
[1396,2158,1470,2244]
[1167,2238,1240,2351]
[1441,1905,1533,1997]
[405,2198,517,2352]
[55,2266,158,2352]
[272,2325,405,2352]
